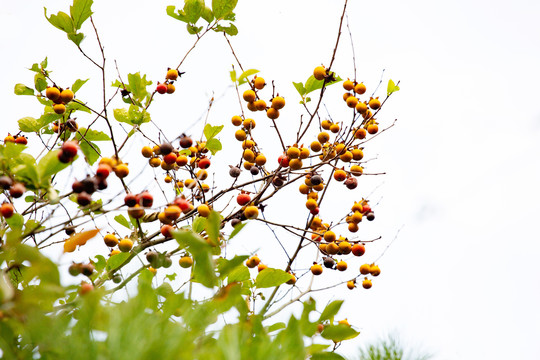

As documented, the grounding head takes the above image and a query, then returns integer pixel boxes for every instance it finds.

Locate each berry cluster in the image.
[45,86,75,115]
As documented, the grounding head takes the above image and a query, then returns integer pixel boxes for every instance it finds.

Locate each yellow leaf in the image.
[63,229,100,253]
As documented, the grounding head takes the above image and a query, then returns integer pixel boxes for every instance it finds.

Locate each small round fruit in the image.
[254,76,265,90]
[77,192,92,206]
[247,101,257,112]
[124,193,137,207]
[370,264,381,276]
[118,238,134,252]
[15,136,27,145]
[333,169,347,182]
[244,205,259,219]
[231,115,243,126]
[266,108,279,119]
[338,318,350,326]
[166,69,179,80]
[336,260,348,271]
[198,157,211,169]
[229,166,241,177]
[237,193,251,206]
[317,132,330,144]
[243,89,256,102]
[96,164,112,179]
[356,101,368,113]
[351,243,365,256]
[343,79,354,91]
[243,118,256,129]
[311,263,323,275]
[165,205,181,220]
[354,82,366,95]
[354,128,367,140]
[289,158,303,170]
[323,257,335,269]
[254,100,266,111]
[346,96,358,108]
[179,256,193,268]
[242,139,255,149]
[179,136,193,149]
[359,264,370,275]
[175,155,188,166]
[60,89,74,103]
[339,241,352,254]
[310,141,322,152]
[271,96,285,110]
[246,255,260,268]
[166,83,175,94]
[255,154,267,166]
[62,141,79,158]
[243,149,255,162]
[344,177,358,190]
[347,280,356,290]
[369,97,381,110]
[321,120,332,130]
[257,263,268,272]
[330,123,340,133]
[104,233,119,247]
[313,66,326,81]
[113,275,122,284]
[299,147,310,159]
[286,147,300,159]
[323,231,336,242]
[366,212,375,221]
[362,278,372,289]
[305,198,318,211]
[0,176,13,190]
[339,151,353,162]
[149,157,161,167]
[351,148,364,161]
[6,184,25,202]
[198,204,211,217]
[81,263,95,276]
[326,242,339,255]
[110,249,121,256]
[163,256,173,268]
[367,124,379,134]
[128,204,145,219]
[53,103,66,114]
[68,263,81,276]
[146,251,158,264]
[79,282,94,295]
[0,203,14,218]
[45,86,60,101]
[235,129,247,141]
[348,222,359,232]
[156,83,167,94]
[277,155,289,168]
[114,164,129,178]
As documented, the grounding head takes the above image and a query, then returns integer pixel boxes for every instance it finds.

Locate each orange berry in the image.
[313,66,326,81]
[271,96,285,110]
[343,79,354,91]
[243,89,256,102]
[254,77,265,90]
[310,263,323,275]
[354,82,366,95]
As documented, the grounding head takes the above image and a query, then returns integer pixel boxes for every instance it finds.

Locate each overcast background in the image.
[2,0,540,359]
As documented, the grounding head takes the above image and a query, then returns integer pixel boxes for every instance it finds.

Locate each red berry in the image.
[72,180,84,193]
[0,203,14,218]
[277,155,289,168]
[174,197,191,212]
[163,153,177,165]
[351,243,366,256]
[161,224,174,238]
[236,193,251,206]
[179,136,193,149]
[198,157,211,169]
[15,136,27,145]
[9,183,25,198]
[362,204,371,213]
[96,164,112,179]
[57,150,73,164]
[77,192,92,206]
[124,193,137,207]
[139,191,153,208]
[61,141,79,158]
[156,83,167,94]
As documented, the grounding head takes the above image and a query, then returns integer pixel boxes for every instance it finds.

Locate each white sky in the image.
[2,1,540,359]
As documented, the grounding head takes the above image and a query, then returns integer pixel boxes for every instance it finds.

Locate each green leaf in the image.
[78,140,101,165]
[228,222,246,240]
[217,255,249,278]
[29,63,40,72]
[172,229,216,288]
[237,69,259,84]
[320,324,359,342]
[166,5,188,22]
[183,0,204,23]
[40,57,48,69]
[227,265,249,283]
[34,73,48,92]
[67,32,84,46]
[311,352,347,360]
[215,23,238,36]
[66,101,91,113]
[319,300,344,323]
[157,282,174,298]
[72,79,89,93]
[44,9,75,34]
[93,254,106,272]
[114,215,133,229]
[192,216,206,233]
[14,84,34,96]
[187,24,203,34]
[203,124,224,140]
[18,117,41,133]
[75,128,111,141]
[306,344,331,355]
[12,154,39,188]
[387,79,400,96]
[255,268,293,288]
[23,220,44,237]
[304,74,342,95]
[37,150,71,183]
[113,108,130,124]
[38,113,61,128]
[70,0,93,30]
[229,69,237,83]
[293,81,306,96]
[267,322,286,332]
[205,138,222,155]
[127,72,152,102]
[128,104,151,125]
[6,214,24,231]
[201,6,214,22]
[3,142,26,158]
[212,0,238,20]
[106,252,131,271]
